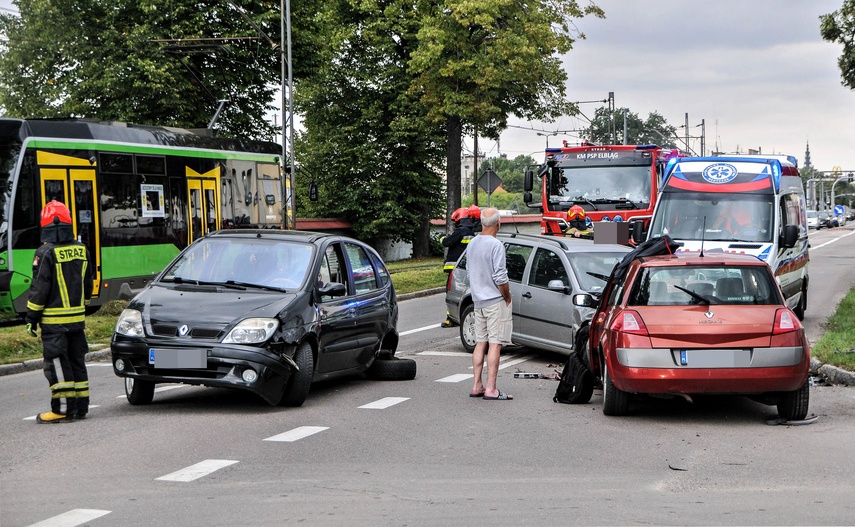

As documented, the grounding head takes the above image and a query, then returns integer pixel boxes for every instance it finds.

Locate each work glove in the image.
[26,322,38,338]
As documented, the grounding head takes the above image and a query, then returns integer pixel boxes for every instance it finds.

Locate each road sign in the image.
[834,204,845,216]
[477,169,502,194]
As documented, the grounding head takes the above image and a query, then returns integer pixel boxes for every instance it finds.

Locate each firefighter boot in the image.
[36,412,73,424]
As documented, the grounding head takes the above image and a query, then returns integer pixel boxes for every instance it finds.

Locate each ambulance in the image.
[641,156,810,319]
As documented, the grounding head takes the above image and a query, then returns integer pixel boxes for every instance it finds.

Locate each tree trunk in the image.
[411,200,432,258]
[446,115,462,233]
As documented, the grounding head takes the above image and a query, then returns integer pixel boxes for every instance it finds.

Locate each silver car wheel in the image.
[459,304,477,353]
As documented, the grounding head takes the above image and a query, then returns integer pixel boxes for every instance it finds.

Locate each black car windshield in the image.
[567,251,627,292]
[628,265,782,306]
[162,238,315,289]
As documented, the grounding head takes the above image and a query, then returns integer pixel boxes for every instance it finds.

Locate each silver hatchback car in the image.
[444,233,631,355]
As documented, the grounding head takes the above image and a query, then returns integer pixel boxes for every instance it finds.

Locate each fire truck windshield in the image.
[547,165,652,209]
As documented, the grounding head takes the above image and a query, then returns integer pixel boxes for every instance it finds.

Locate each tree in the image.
[821,1,855,90]
[585,107,679,148]
[408,0,604,230]
[294,0,446,256]
[478,154,538,193]
[0,0,300,139]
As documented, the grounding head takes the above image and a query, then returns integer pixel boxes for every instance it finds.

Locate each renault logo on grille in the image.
[178,325,190,336]
[704,311,714,319]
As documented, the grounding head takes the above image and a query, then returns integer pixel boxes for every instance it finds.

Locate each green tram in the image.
[0,118,286,322]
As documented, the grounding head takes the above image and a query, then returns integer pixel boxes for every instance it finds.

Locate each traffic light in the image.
[849,172,853,183]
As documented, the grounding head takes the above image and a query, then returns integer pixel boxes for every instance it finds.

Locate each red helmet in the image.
[40,200,72,227]
[467,205,481,220]
[451,207,469,222]
[568,205,586,221]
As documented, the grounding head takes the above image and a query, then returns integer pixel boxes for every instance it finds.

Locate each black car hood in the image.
[134,283,300,328]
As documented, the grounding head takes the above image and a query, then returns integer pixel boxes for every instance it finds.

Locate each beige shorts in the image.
[474,300,513,345]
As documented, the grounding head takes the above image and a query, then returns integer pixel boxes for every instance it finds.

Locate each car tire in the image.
[125,377,155,405]
[459,303,476,353]
[366,356,417,381]
[278,341,313,407]
[777,379,809,421]
[602,363,630,416]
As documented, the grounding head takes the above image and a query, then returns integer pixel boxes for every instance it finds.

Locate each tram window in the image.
[135,155,165,175]
[100,153,133,174]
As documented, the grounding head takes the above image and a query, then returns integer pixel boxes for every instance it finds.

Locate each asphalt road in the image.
[2,227,855,526]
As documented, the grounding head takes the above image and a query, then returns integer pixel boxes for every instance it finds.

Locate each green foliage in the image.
[811,287,855,371]
[821,1,855,91]
[407,0,604,226]
[585,107,679,149]
[294,0,446,253]
[0,0,297,138]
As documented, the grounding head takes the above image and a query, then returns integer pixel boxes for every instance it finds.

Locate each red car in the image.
[587,252,810,418]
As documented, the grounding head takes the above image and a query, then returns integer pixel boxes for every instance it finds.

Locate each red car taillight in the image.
[772,308,802,335]
[611,310,649,336]
[446,270,454,292]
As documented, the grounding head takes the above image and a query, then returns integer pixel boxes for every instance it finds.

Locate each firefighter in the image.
[26,200,94,423]
[565,205,592,238]
[440,206,480,327]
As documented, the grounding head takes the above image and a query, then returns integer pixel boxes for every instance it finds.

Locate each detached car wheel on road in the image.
[111,229,415,406]
[588,250,810,418]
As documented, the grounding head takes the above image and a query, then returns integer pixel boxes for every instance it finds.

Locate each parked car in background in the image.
[445,233,631,356]
[818,210,839,229]
[806,210,818,229]
[111,230,415,407]
[587,251,810,419]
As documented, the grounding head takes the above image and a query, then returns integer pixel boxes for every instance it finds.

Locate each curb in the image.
[397,286,445,301]
[0,346,112,377]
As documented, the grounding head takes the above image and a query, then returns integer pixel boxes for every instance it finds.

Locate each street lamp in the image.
[281,0,295,229]
[536,132,558,148]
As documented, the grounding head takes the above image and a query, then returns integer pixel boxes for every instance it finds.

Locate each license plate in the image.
[150,348,207,369]
[680,349,750,368]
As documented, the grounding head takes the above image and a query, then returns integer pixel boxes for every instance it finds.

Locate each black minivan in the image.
[111,230,415,407]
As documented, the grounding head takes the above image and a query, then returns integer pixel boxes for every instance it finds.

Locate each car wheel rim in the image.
[463,311,477,348]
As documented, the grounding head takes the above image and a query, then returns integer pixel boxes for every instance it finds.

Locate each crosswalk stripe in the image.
[155,459,238,482]
[359,397,409,409]
[26,508,110,527]
[264,426,329,442]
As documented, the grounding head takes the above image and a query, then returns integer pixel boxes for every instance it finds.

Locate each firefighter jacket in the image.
[26,241,93,332]
[442,221,477,271]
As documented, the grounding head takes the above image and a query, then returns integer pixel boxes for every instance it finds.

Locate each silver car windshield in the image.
[567,252,627,292]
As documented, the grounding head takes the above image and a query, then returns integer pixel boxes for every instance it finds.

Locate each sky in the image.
[475,0,855,173]
[1,1,854,173]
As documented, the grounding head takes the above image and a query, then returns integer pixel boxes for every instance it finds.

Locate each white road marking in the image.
[436,373,472,383]
[26,508,110,527]
[263,426,329,442]
[810,228,855,250]
[24,405,101,421]
[155,459,239,482]
[399,324,441,336]
[497,356,532,370]
[419,351,472,357]
[84,363,113,367]
[358,396,409,409]
[117,384,187,398]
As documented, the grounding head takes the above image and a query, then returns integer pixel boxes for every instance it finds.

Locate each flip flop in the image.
[469,391,486,398]
[483,390,513,400]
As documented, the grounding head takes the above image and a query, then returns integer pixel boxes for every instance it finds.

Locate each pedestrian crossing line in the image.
[155,459,239,482]
[436,373,472,383]
[399,323,441,336]
[419,351,472,357]
[24,405,101,421]
[264,426,329,442]
[358,397,409,409]
[26,508,111,527]
[116,384,187,398]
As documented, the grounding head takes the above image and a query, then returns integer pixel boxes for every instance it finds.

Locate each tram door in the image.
[37,152,102,298]
[187,167,221,244]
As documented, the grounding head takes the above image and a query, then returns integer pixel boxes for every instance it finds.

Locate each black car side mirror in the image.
[319,282,347,297]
